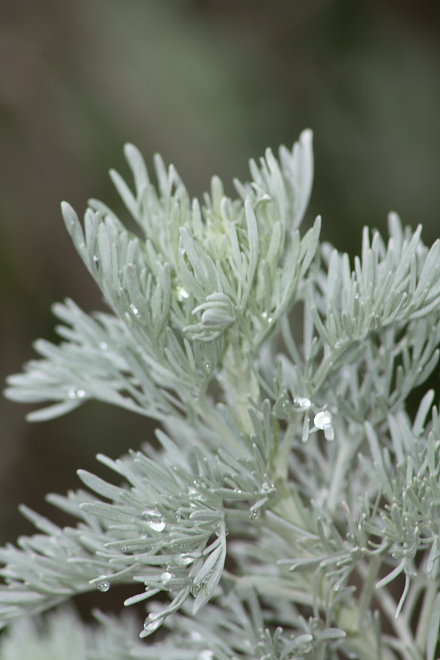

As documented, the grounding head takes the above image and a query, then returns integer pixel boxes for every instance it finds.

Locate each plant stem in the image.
[415,578,437,651]
[356,560,422,660]
[357,555,384,621]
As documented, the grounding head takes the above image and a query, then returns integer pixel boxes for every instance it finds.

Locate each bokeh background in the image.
[1,0,440,614]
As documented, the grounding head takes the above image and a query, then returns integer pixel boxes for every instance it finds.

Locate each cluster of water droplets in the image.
[261,311,273,324]
[68,388,86,400]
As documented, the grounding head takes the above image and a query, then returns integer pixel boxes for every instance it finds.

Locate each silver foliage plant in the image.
[2,130,440,660]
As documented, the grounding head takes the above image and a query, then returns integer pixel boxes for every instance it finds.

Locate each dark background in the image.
[0,0,439,611]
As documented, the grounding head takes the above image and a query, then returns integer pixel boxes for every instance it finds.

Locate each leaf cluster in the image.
[2,131,440,660]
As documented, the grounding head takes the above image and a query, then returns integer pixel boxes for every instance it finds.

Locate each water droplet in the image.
[334,340,342,348]
[175,554,194,566]
[205,363,211,373]
[142,509,161,519]
[267,317,273,323]
[161,571,173,581]
[93,255,100,264]
[295,397,311,410]
[99,342,108,350]
[262,311,267,319]
[143,615,163,635]
[148,520,166,532]
[68,388,86,399]
[314,411,332,429]
[197,651,214,660]
[129,303,141,318]
[96,580,110,592]
[176,284,189,301]
[249,509,260,520]
[123,312,132,326]
[262,482,277,500]
[191,631,203,641]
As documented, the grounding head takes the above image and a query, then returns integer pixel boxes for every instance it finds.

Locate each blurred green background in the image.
[0,0,440,607]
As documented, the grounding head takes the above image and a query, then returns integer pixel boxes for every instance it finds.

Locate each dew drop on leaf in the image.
[148,520,166,532]
[143,615,163,635]
[197,651,214,660]
[295,397,311,410]
[68,388,86,399]
[314,411,332,429]
[176,284,189,301]
[129,303,141,318]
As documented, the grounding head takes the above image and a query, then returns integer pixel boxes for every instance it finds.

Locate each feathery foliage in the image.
[2,130,440,659]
